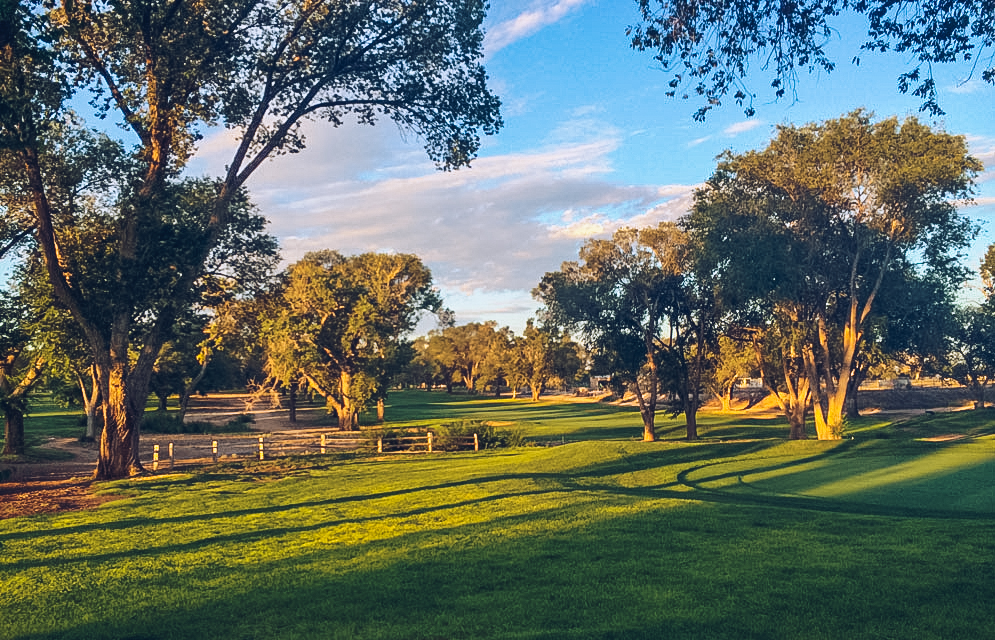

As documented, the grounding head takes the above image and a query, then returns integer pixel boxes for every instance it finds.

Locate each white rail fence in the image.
[142,430,481,472]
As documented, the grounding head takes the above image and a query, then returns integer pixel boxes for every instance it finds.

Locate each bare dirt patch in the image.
[0,479,124,520]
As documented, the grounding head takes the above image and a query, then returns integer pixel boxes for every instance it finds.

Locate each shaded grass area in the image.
[2,423,994,639]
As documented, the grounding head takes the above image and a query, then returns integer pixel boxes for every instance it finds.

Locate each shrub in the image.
[432,420,529,450]
[142,412,255,434]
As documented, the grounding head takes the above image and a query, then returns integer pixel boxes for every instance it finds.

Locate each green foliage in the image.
[535,223,700,440]
[630,0,995,119]
[685,109,980,438]
[142,411,255,435]
[3,0,501,478]
[433,419,495,450]
[261,251,441,428]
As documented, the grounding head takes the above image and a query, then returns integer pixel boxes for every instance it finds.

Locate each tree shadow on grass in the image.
[11,491,995,640]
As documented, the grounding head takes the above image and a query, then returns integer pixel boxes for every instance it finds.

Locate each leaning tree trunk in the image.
[632,379,656,442]
[179,350,212,421]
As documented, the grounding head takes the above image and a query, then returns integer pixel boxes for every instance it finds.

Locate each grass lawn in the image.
[2,394,994,639]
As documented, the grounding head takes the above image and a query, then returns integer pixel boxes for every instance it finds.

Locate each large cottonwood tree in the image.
[1,0,501,478]
[686,110,979,439]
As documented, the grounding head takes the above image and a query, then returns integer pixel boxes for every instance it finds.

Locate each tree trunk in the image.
[684,408,699,441]
[530,382,544,402]
[845,373,861,419]
[94,358,149,479]
[337,370,359,431]
[179,351,211,421]
[787,400,808,440]
[2,407,25,456]
[79,368,102,440]
[632,380,656,442]
[288,382,297,424]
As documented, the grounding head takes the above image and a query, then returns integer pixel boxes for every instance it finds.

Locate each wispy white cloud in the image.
[193,120,694,321]
[723,119,765,136]
[484,0,588,58]
[948,79,988,94]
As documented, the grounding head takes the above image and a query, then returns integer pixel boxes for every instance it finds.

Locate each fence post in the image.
[212,440,218,463]
[427,431,433,453]
[377,436,383,454]
[153,444,159,471]
[258,436,265,460]
[474,433,479,452]
[169,442,174,468]
[321,433,326,455]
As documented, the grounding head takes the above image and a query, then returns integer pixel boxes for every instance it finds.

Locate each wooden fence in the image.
[142,429,481,472]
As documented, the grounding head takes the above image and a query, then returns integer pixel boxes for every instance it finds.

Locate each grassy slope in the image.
[1,393,994,639]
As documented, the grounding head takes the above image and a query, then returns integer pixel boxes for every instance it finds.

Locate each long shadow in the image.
[0,441,775,543]
[671,440,995,520]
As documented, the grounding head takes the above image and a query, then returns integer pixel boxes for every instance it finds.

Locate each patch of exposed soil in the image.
[0,479,124,520]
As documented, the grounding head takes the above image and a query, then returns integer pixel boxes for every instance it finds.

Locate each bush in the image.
[432,419,529,450]
[142,412,255,434]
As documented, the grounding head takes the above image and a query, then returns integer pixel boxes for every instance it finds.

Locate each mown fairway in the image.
[2,393,994,639]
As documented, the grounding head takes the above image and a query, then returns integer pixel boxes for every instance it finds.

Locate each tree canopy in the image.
[629,0,995,119]
[261,251,441,429]
[535,223,701,441]
[685,110,979,438]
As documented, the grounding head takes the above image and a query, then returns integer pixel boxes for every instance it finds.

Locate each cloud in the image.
[484,0,588,57]
[948,79,988,94]
[205,121,693,299]
[723,119,765,136]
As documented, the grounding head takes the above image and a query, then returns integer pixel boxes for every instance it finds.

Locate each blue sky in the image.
[190,0,995,334]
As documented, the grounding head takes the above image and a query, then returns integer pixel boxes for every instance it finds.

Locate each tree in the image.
[442,322,505,394]
[536,223,701,441]
[981,243,995,298]
[947,305,995,408]
[262,251,440,429]
[629,0,995,119]
[2,0,501,478]
[0,292,46,456]
[409,333,459,392]
[508,320,584,402]
[685,110,979,438]
[704,335,755,412]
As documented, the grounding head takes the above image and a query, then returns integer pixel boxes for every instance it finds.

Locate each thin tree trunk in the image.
[288,381,297,424]
[179,350,211,421]
[79,367,102,440]
[632,379,656,442]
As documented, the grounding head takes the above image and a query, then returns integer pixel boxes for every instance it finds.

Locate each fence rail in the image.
[142,429,481,472]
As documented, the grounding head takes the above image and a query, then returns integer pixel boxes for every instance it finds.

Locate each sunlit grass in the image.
[3,427,994,639]
[3,395,995,638]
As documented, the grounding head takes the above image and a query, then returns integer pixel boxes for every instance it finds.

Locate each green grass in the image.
[2,394,994,639]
